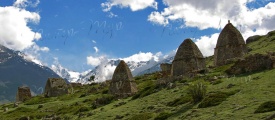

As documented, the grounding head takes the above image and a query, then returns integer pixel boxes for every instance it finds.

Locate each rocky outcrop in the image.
[16,86,32,102]
[44,78,68,97]
[214,20,247,66]
[226,52,275,75]
[171,38,206,77]
[109,60,137,98]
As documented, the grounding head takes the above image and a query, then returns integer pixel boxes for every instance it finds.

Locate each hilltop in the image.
[1,30,275,119]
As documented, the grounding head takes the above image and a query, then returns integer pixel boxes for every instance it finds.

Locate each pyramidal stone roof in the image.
[214,20,247,66]
[172,38,205,77]
[111,60,133,82]
[174,38,204,61]
[216,20,245,47]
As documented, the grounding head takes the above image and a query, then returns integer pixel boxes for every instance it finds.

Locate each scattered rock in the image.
[172,38,206,77]
[214,20,247,66]
[227,84,235,89]
[167,82,176,89]
[14,102,19,108]
[4,107,8,112]
[109,60,138,98]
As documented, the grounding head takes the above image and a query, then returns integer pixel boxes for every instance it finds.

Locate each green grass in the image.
[255,101,275,113]
[1,30,275,120]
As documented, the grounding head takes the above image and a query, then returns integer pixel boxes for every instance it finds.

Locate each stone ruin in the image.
[44,78,68,97]
[214,20,247,66]
[160,63,172,76]
[109,60,138,98]
[70,83,82,87]
[226,52,275,75]
[16,86,32,102]
[171,38,206,77]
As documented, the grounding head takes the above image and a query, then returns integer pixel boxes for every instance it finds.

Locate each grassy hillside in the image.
[1,31,275,120]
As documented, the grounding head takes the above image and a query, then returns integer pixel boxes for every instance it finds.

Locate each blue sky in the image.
[1,0,275,72]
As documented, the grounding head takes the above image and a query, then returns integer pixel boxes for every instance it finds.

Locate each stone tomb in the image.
[44,78,68,97]
[214,20,247,66]
[171,38,206,77]
[109,60,138,98]
[16,86,32,102]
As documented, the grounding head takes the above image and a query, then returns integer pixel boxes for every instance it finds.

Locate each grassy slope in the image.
[1,30,275,120]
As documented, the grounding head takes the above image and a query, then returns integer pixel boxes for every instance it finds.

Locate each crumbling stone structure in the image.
[44,78,68,97]
[109,60,138,98]
[214,20,247,66]
[16,86,32,102]
[160,63,172,76]
[226,52,275,75]
[171,38,206,77]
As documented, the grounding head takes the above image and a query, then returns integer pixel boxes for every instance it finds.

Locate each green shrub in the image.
[187,81,207,103]
[92,95,115,109]
[132,85,157,100]
[154,112,172,120]
[79,106,90,112]
[211,79,223,85]
[24,96,52,105]
[255,101,275,113]
[129,113,153,120]
[166,96,191,107]
[101,89,109,94]
[198,92,227,108]
[198,90,239,108]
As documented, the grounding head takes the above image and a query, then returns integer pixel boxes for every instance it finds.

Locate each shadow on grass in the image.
[169,103,196,118]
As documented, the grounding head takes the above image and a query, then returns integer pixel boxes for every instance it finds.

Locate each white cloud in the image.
[87,56,106,66]
[195,33,219,57]
[148,0,275,33]
[101,0,158,12]
[14,0,40,8]
[93,46,99,53]
[0,2,41,51]
[122,51,162,62]
[95,64,117,82]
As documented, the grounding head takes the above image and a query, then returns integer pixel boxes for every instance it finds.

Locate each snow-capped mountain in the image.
[51,64,90,83]
[136,56,174,76]
[50,51,176,84]
[72,56,174,84]
[0,44,60,103]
